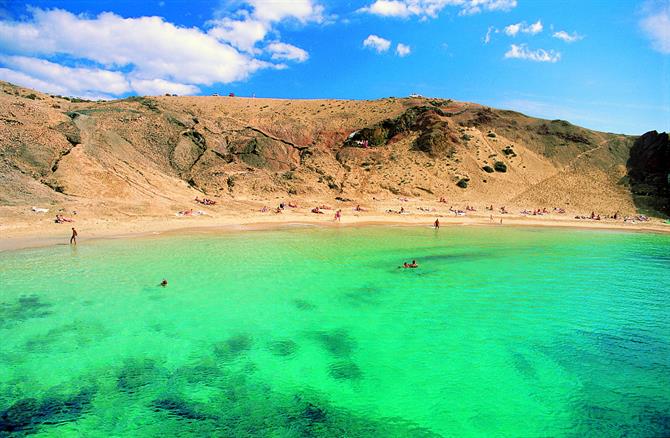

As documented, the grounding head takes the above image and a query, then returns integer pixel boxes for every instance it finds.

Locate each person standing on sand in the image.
[434,218,440,229]
[334,209,342,222]
[70,227,78,245]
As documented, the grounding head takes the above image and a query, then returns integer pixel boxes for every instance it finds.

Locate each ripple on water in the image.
[329,361,363,381]
[267,339,298,358]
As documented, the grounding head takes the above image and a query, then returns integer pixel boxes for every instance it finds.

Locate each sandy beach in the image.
[2,197,668,252]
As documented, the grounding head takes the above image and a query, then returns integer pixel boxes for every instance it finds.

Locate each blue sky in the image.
[0,0,668,135]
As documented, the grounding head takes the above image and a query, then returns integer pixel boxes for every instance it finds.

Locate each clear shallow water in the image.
[1,226,669,437]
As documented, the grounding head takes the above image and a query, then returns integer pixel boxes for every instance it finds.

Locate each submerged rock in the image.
[0,387,95,434]
[213,334,253,361]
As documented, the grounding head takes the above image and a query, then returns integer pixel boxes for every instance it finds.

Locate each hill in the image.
[1,81,668,226]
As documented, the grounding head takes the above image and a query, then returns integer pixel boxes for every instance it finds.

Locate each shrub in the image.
[456,178,469,188]
[482,165,494,173]
[25,93,37,100]
[281,171,294,180]
[487,132,496,138]
[494,161,507,172]
[502,146,516,156]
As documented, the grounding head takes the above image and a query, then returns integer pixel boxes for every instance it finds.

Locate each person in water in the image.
[409,260,418,268]
[70,227,78,245]
[160,279,168,287]
[434,218,440,229]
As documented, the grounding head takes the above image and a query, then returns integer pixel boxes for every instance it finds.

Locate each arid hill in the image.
[1,81,668,218]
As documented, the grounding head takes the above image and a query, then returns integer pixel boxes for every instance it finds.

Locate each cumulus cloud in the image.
[504,44,560,62]
[0,5,317,98]
[208,0,323,53]
[396,43,411,56]
[503,20,543,37]
[552,30,583,43]
[358,0,516,19]
[0,55,131,96]
[266,42,309,62]
[363,34,392,52]
[640,2,670,54]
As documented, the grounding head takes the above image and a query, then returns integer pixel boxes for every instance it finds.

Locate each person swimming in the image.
[160,279,168,287]
[401,260,419,268]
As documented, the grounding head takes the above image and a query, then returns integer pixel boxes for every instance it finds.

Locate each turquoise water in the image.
[1,226,669,437]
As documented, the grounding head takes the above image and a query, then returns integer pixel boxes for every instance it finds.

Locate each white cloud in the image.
[483,26,497,44]
[504,20,542,37]
[504,44,560,62]
[360,0,412,17]
[266,42,309,62]
[208,0,322,53]
[396,43,411,56]
[359,0,516,19]
[248,0,324,23]
[640,2,670,54]
[363,34,392,52]
[0,5,317,98]
[504,22,521,36]
[207,16,269,53]
[129,78,200,95]
[552,30,583,43]
[0,55,131,95]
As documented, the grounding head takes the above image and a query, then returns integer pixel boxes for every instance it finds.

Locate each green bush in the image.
[456,178,469,188]
[482,165,494,173]
[494,161,507,172]
[487,132,496,138]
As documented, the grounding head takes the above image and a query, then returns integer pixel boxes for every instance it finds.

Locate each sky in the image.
[0,0,668,135]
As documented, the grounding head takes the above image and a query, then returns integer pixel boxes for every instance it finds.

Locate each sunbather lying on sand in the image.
[55,214,74,223]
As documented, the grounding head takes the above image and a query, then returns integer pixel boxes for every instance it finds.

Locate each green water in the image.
[1,226,669,437]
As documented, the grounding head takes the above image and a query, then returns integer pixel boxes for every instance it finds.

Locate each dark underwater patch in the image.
[213,334,253,361]
[267,339,298,357]
[0,387,95,434]
[312,329,356,357]
[0,295,52,328]
[292,299,316,310]
[152,397,213,422]
[116,358,165,395]
[341,286,383,306]
[329,361,363,381]
[510,351,537,379]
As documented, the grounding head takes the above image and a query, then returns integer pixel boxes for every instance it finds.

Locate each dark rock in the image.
[627,130,670,214]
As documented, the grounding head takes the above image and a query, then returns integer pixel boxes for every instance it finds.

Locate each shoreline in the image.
[2,211,668,253]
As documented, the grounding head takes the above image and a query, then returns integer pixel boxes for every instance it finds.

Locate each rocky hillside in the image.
[1,81,667,216]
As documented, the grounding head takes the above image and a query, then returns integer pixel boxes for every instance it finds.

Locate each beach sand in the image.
[2,197,667,252]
